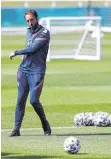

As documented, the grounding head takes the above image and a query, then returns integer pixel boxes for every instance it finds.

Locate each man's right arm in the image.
[14,29,50,55]
[9,28,50,59]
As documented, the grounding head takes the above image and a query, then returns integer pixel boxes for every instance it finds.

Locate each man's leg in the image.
[9,71,29,137]
[28,73,51,135]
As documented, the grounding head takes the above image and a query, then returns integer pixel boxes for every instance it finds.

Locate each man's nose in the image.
[29,21,32,25]
[28,20,32,25]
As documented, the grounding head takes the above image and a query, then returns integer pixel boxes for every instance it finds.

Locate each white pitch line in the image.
[1,126,80,132]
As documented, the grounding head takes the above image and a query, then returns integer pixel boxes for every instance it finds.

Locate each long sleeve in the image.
[15,29,50,55]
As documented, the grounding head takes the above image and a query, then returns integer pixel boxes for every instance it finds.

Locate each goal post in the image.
[39,16,102,61]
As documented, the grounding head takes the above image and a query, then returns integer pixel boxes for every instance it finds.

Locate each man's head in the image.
[24,10,38,29]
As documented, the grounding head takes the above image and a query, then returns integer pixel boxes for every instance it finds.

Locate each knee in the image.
[30,99,39,106]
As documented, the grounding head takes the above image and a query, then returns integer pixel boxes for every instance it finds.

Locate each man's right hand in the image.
[9,52,16,60]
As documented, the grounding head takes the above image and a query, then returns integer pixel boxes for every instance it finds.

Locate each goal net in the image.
[39,16,102,61]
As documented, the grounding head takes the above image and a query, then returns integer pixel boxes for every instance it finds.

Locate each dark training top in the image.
[15,25,50,74]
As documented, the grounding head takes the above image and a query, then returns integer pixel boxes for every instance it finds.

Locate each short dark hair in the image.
[24,10,38,19]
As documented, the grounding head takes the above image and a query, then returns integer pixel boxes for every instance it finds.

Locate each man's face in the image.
[25,13,38,29]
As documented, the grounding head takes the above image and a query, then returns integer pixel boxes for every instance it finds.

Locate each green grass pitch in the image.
[1,1,111,7]
[1,33,111,158]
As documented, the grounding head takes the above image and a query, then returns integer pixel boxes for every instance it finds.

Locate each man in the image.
[9,10,51,136]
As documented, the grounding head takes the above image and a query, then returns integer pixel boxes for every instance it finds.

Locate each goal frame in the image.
[39,16,102,61]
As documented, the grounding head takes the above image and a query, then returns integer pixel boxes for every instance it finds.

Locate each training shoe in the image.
[9,129,20,137]
[42,120,51,136]
[44,130,51,136]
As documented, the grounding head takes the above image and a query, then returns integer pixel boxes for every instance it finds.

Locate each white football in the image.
[74,113,85,126]
[64,136,81,154]
[107,115,111,126]
[94,112,110,127]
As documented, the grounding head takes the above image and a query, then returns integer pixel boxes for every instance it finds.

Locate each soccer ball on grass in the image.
[64,136,81,154]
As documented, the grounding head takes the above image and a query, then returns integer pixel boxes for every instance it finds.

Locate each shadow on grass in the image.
[1,152,11,156]
[21,134,56,137]
[21,132,111,137]
[1,153,63,159]
[56,133,111,136]
[1,152,89,159]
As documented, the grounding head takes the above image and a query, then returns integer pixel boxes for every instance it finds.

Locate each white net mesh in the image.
[39,16,101,61]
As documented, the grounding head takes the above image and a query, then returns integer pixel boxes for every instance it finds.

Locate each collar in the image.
[27,24,42,34]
